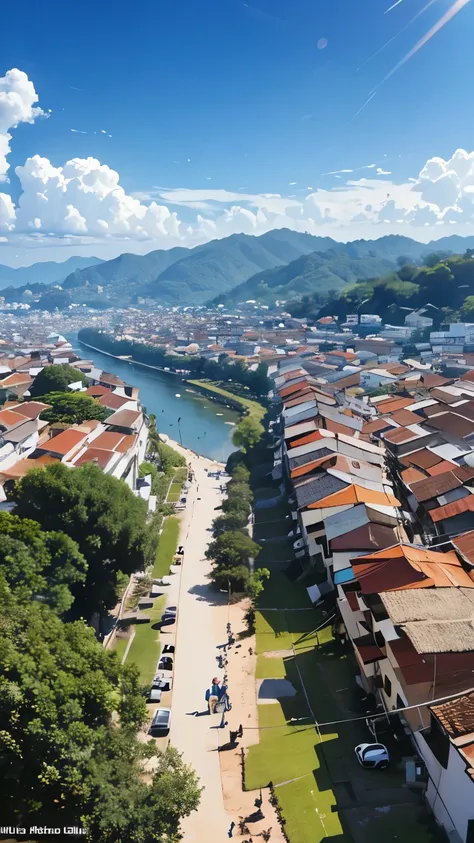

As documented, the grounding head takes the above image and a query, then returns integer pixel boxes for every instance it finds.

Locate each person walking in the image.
[209,677,220,714]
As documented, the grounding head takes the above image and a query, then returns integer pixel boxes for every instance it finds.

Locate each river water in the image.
[74,340,239,461]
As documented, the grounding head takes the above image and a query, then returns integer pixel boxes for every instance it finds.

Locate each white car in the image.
[355,743,389,770]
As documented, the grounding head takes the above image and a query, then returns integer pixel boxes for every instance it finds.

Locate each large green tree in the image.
[40,391,112,424]
[205,530,260,571]
[232,415,264,452]
[0,577,201,840]
[12,463,148,616]
[0,511,86,615]
[30,364,88,398]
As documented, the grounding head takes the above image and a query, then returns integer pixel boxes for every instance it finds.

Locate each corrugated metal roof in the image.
[431,496,474,523]
[330,522,397,551]
[294,474,347,509]
[403,449,442,470]
[410,471,464,503]
[453,531,474,565]
[425,412,474,439]
[431,692,474,738]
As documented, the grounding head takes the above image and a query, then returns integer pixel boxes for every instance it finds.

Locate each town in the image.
[3,303,474,842]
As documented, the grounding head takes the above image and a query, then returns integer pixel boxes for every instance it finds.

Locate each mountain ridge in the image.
[0,255,105,288]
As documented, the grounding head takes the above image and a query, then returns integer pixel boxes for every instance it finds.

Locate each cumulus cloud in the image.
[2,69,474,249]
[0,68,46,180]
[13,156,181,240]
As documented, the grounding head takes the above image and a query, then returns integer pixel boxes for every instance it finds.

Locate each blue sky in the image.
[1,0,473,265]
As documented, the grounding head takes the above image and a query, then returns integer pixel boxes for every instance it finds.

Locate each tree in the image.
[212,512,248,537]
[0,511,86,615]
[12,463,148,616]
[230,464,250,484]
[40,391,112,424]
[221,496,251,518]
[232,415,264,452]
[30,364,87,397]
[0,578,201,837]
[248,568,270,598]
[205,530,260,570]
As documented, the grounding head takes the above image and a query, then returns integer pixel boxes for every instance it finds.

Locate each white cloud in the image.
[0,68,47,180]
[13,155,181,240]
[2,70,474,251]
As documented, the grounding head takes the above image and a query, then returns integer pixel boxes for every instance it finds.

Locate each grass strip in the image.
[152,517,180,579]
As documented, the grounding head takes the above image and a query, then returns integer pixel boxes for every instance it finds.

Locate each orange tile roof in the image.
[0,372,33,387]
[105,409,141,428]
[291,453,336,479]
[7,401,51,419]
[307,484,400,509]
[92,431,126,450]
[41,429,88,457]
[115,433,137,453]
[388,409,422,426]
[324,418,355,436]
[98,392,130,410]
[0,408,28,428]
[0,454,58,480]
[74,448,116,468]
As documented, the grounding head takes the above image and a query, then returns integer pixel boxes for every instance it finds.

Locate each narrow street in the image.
[166,448,232,842]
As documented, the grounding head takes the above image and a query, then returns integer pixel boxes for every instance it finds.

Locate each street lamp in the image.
[177,417,183,447]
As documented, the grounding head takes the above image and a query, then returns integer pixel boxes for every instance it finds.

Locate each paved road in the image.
[168,452,232,842]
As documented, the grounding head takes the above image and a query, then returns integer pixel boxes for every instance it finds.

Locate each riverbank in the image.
[78,340,181,376]
[186,379,266,423]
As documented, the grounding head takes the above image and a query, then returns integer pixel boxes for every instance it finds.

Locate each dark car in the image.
[160,614,176,627]
[149,707,171,736]
[152,675,172,692]
[158,656,173,672]
[162,644,175,655]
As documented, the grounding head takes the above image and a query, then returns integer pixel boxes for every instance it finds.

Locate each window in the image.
[383,675,392,697]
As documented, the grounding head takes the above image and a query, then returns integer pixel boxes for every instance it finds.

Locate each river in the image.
[72,339,239,461]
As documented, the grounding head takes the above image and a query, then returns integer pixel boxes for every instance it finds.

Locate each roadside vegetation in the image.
[206,461,269,598]
[0,461,201,837]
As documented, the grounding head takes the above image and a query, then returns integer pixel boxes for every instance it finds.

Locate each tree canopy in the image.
[40,391,112,424]
[12,463,148,616]
[0,576,201,839]
[232,415,265,452]
[289,251,474,327]
[0,511,87,615]
[30,364,88,397]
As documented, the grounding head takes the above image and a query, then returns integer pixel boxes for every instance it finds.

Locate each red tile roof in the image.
[104,409,141,429]
[98,392,130,410]
[74,447,116,468]
[92,431,127,451]
[85,385,111,397]
[41,429,88,457]
[8,401,51,419]
[0,408,28,429]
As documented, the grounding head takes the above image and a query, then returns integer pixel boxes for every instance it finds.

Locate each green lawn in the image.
[187,379,265,424]
[152,517,180,578]
[246,565,433,843]
[112,635,129,664]
[125,594,167,684]
[167,467,188,503]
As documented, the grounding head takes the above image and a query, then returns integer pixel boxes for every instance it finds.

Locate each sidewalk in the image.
[168,447,233,841]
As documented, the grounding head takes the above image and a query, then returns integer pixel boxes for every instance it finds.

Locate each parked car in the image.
[148,688,162,703]
[149,707,171,736]
[166,606,177,615]
[355,743,390,770]
[162,644,175,655]
[160,613,176,627]
[152,674,172,692]
[158,656,173,672]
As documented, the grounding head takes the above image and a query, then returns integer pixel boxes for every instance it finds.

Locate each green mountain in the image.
[60,230,340,306]
[0,255,104,289]
[212,243,417,307]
